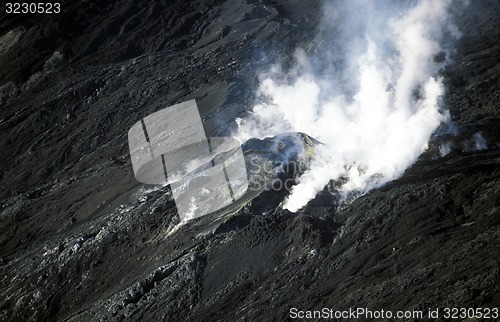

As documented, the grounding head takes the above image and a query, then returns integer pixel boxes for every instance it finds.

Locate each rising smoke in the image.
[235,0,462,212]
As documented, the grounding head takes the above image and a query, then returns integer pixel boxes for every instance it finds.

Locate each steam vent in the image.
[1,0,499,321]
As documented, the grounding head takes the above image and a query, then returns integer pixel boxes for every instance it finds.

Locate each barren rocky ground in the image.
[0,0,499,321]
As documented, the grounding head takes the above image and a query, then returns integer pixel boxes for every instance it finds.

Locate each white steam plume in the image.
[235,0,461,212]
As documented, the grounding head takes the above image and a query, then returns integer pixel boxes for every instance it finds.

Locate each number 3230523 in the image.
[6,3,61,14]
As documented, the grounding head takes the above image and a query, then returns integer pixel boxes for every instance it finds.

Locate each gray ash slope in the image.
[0,0,499,321]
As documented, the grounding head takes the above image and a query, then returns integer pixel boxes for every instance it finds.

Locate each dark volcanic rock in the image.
[0,0,499,321]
